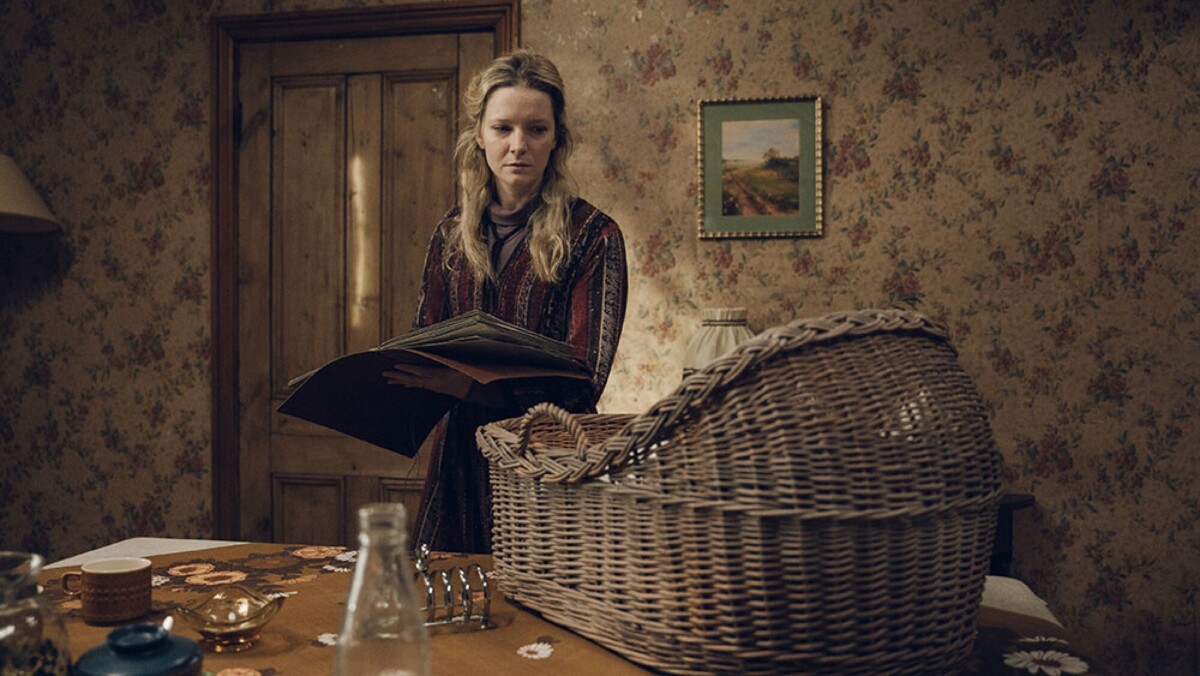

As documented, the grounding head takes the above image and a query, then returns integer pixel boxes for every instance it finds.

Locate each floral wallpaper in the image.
[1,0,1197,672]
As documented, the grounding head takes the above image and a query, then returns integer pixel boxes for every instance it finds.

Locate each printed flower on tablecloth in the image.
[168,562,214,577]
[214,669,274,676]
[517,642,554,660]
[322,563,352,573]
[290,546,345,559]
[314,633,338,647]
[1004,649,1090,675]
[241,553,306,571]
[151,574,171,587]
[185,570,248,586]
[335,550,357,563]
[517,635,557,660]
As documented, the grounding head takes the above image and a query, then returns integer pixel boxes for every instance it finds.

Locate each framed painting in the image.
[697,96,823,239]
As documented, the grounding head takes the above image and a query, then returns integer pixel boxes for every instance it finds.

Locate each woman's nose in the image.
[509,131,527,153]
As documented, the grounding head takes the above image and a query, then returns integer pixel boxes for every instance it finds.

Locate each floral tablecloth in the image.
[41,543,1100,675]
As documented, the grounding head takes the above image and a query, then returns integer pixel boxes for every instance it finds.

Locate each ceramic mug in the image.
[60,557,153,624]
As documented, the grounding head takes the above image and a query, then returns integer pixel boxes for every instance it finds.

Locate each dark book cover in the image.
[277,311,590,456]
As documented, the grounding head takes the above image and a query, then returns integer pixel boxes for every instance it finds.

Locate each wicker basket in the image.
[477,309,1003,675]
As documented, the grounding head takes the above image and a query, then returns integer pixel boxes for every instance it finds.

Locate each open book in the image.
[277,310,590,457]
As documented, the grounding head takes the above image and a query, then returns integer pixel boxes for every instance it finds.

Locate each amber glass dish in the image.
[172,585,283,653]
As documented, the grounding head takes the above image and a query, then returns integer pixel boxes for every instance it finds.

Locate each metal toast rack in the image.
[414,543,493,630]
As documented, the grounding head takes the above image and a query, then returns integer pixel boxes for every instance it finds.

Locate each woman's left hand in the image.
[382,362,475,399]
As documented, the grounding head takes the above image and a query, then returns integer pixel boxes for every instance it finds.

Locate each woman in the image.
[383,50,628,553]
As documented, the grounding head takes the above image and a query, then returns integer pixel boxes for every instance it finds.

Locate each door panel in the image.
[237,33,491,545]
[272,474,344,545]
[384,73,457,338]
[381,478,426,541]
[273,76,347,397]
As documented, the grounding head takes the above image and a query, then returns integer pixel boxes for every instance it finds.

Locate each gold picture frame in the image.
[697,96,823,239]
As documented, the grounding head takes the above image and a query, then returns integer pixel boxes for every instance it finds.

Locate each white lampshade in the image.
[0,154,62,234]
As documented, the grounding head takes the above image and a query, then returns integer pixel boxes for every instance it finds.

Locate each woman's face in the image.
[476,85,556,207]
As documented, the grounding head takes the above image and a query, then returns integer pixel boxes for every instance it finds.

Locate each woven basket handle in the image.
[515,402,592,462]
[495,310,948,484]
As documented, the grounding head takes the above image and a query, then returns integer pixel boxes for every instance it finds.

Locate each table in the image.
[42,539,1097,675]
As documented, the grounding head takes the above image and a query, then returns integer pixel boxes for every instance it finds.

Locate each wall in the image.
[1,0,1196,672]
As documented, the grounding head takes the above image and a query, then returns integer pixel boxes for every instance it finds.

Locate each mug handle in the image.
[60,571,83,597]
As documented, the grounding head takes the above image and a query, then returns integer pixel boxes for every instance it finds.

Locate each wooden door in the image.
[234,33,493,546]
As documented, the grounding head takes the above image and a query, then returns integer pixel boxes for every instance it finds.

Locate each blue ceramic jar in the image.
[74,623,202,676]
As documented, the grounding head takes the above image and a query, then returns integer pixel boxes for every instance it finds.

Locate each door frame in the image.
[210,1,519,540]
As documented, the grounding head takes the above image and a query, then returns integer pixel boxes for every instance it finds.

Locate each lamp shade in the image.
[0,154,61,233]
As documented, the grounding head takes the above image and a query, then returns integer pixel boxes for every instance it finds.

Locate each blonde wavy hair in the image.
[449,49,576,283]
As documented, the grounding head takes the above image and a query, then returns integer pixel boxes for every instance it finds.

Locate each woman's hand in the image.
[382,362,474,400]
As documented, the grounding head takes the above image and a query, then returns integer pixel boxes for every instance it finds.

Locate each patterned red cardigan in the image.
[411,197,628,553]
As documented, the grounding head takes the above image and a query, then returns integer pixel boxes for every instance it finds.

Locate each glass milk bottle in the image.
[0,551,71,675]
[334,504,431,676]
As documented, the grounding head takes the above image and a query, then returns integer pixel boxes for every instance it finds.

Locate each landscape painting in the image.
[720,119,801,216]
[698,96,822,239]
